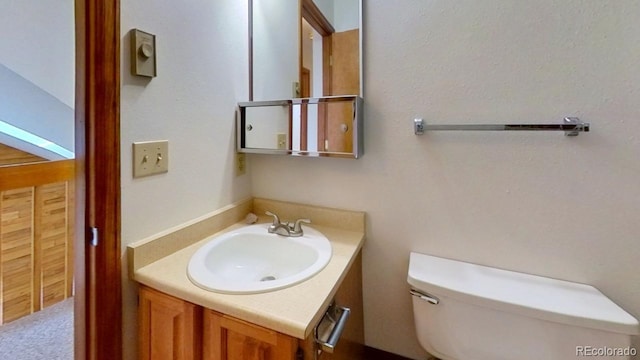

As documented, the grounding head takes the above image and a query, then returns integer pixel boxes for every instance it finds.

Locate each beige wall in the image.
[120,1,640,359]
[120,1,251,359]
[250,1,640,358]
[0,1,75,156]
[0,0,75,108]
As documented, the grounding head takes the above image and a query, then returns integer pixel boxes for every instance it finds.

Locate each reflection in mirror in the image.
[243,104,290,150]
[250,0,362,100]
[238,96,363,158]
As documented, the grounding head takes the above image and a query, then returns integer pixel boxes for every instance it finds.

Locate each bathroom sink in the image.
[187,223,332,294]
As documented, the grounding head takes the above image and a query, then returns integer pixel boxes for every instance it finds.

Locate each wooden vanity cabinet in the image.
[203,310,298,360]
[138,252,363,360]
[138,286,202,360]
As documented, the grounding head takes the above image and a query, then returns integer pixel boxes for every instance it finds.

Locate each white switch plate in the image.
[133,140,168,178]
[235,153,246,176]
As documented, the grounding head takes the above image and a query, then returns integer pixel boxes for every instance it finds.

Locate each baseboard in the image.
[363,346,413,360]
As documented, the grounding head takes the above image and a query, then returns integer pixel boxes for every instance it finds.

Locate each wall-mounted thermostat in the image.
[131,29,157,78]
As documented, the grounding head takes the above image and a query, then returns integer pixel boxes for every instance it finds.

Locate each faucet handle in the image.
[292,218,311,233]
[265,211,281,225]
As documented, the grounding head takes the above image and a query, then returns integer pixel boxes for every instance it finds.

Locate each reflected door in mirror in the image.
[250,0,362,100]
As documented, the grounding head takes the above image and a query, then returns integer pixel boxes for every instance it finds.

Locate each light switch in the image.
[133,140,168,178]
[277,133,287,150]
[131,29,157,77]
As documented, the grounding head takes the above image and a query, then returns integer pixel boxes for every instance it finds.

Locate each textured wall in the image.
[120,1,251,359]
[120,1,640,359]
[0,64,74,155]
[250,1,640,358]
[0,1,75,154]
[252,0,299,100]
[0,0,75,108]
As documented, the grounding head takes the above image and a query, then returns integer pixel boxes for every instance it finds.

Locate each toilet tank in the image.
[407,252,640,360]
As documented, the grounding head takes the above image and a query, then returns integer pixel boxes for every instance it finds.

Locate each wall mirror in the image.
[243,0,363,158]
[238,95,363,158]
[249,0,362,100]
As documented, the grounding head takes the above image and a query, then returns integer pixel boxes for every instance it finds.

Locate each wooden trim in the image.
[76,0,122,359]
[74,0,87,357]
[66,180,75,297]
[317,102,327,151]
[300,105,308,151]
[0,160,74,190]
[301,0,334,36]
[322,36,332,96]
[301,0,334,100]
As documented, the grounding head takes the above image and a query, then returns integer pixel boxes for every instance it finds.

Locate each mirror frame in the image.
[237,95,363,158]
[248,0,363,100]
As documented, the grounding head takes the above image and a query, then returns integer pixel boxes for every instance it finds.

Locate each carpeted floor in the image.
[0,298,73,359]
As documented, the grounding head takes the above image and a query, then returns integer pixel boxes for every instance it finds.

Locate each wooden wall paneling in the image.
[33,186,43,313]
[0,187,35,324]
[37,182,71,308]
[66,180,75,297]
[0,144,46,166]
[0,164,74,322]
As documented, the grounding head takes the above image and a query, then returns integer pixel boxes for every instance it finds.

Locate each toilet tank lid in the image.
[407,252,640,336]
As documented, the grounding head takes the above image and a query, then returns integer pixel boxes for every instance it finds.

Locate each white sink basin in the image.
[187,223,332,294]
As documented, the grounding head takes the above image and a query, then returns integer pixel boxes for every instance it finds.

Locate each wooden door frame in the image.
[300,0,334,151]
[300,0,334,97]
[300,68,310,151]
[75,0,122,359]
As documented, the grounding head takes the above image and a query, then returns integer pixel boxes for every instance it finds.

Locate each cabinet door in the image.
[138,286,202,360]
[203,309,297,360]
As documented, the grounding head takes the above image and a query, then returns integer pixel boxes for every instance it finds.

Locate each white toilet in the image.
[407,252,640,360]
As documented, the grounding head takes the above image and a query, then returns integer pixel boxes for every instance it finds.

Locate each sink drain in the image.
[260,275,276,282]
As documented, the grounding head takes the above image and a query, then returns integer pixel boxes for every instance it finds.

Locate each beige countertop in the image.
[131,213,365,339]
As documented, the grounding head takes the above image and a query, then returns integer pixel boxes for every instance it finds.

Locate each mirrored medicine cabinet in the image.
[238,95,363,158]
[238,0,363,158]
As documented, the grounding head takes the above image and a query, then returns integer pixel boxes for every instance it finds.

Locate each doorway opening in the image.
[0,1,76,358]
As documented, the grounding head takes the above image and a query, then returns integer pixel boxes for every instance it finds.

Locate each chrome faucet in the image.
[265,211,311,237]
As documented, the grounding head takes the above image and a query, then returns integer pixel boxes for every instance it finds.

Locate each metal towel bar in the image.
[414,117,590,136]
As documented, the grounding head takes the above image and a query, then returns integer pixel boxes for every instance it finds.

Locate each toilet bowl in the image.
[407,252,640,360]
